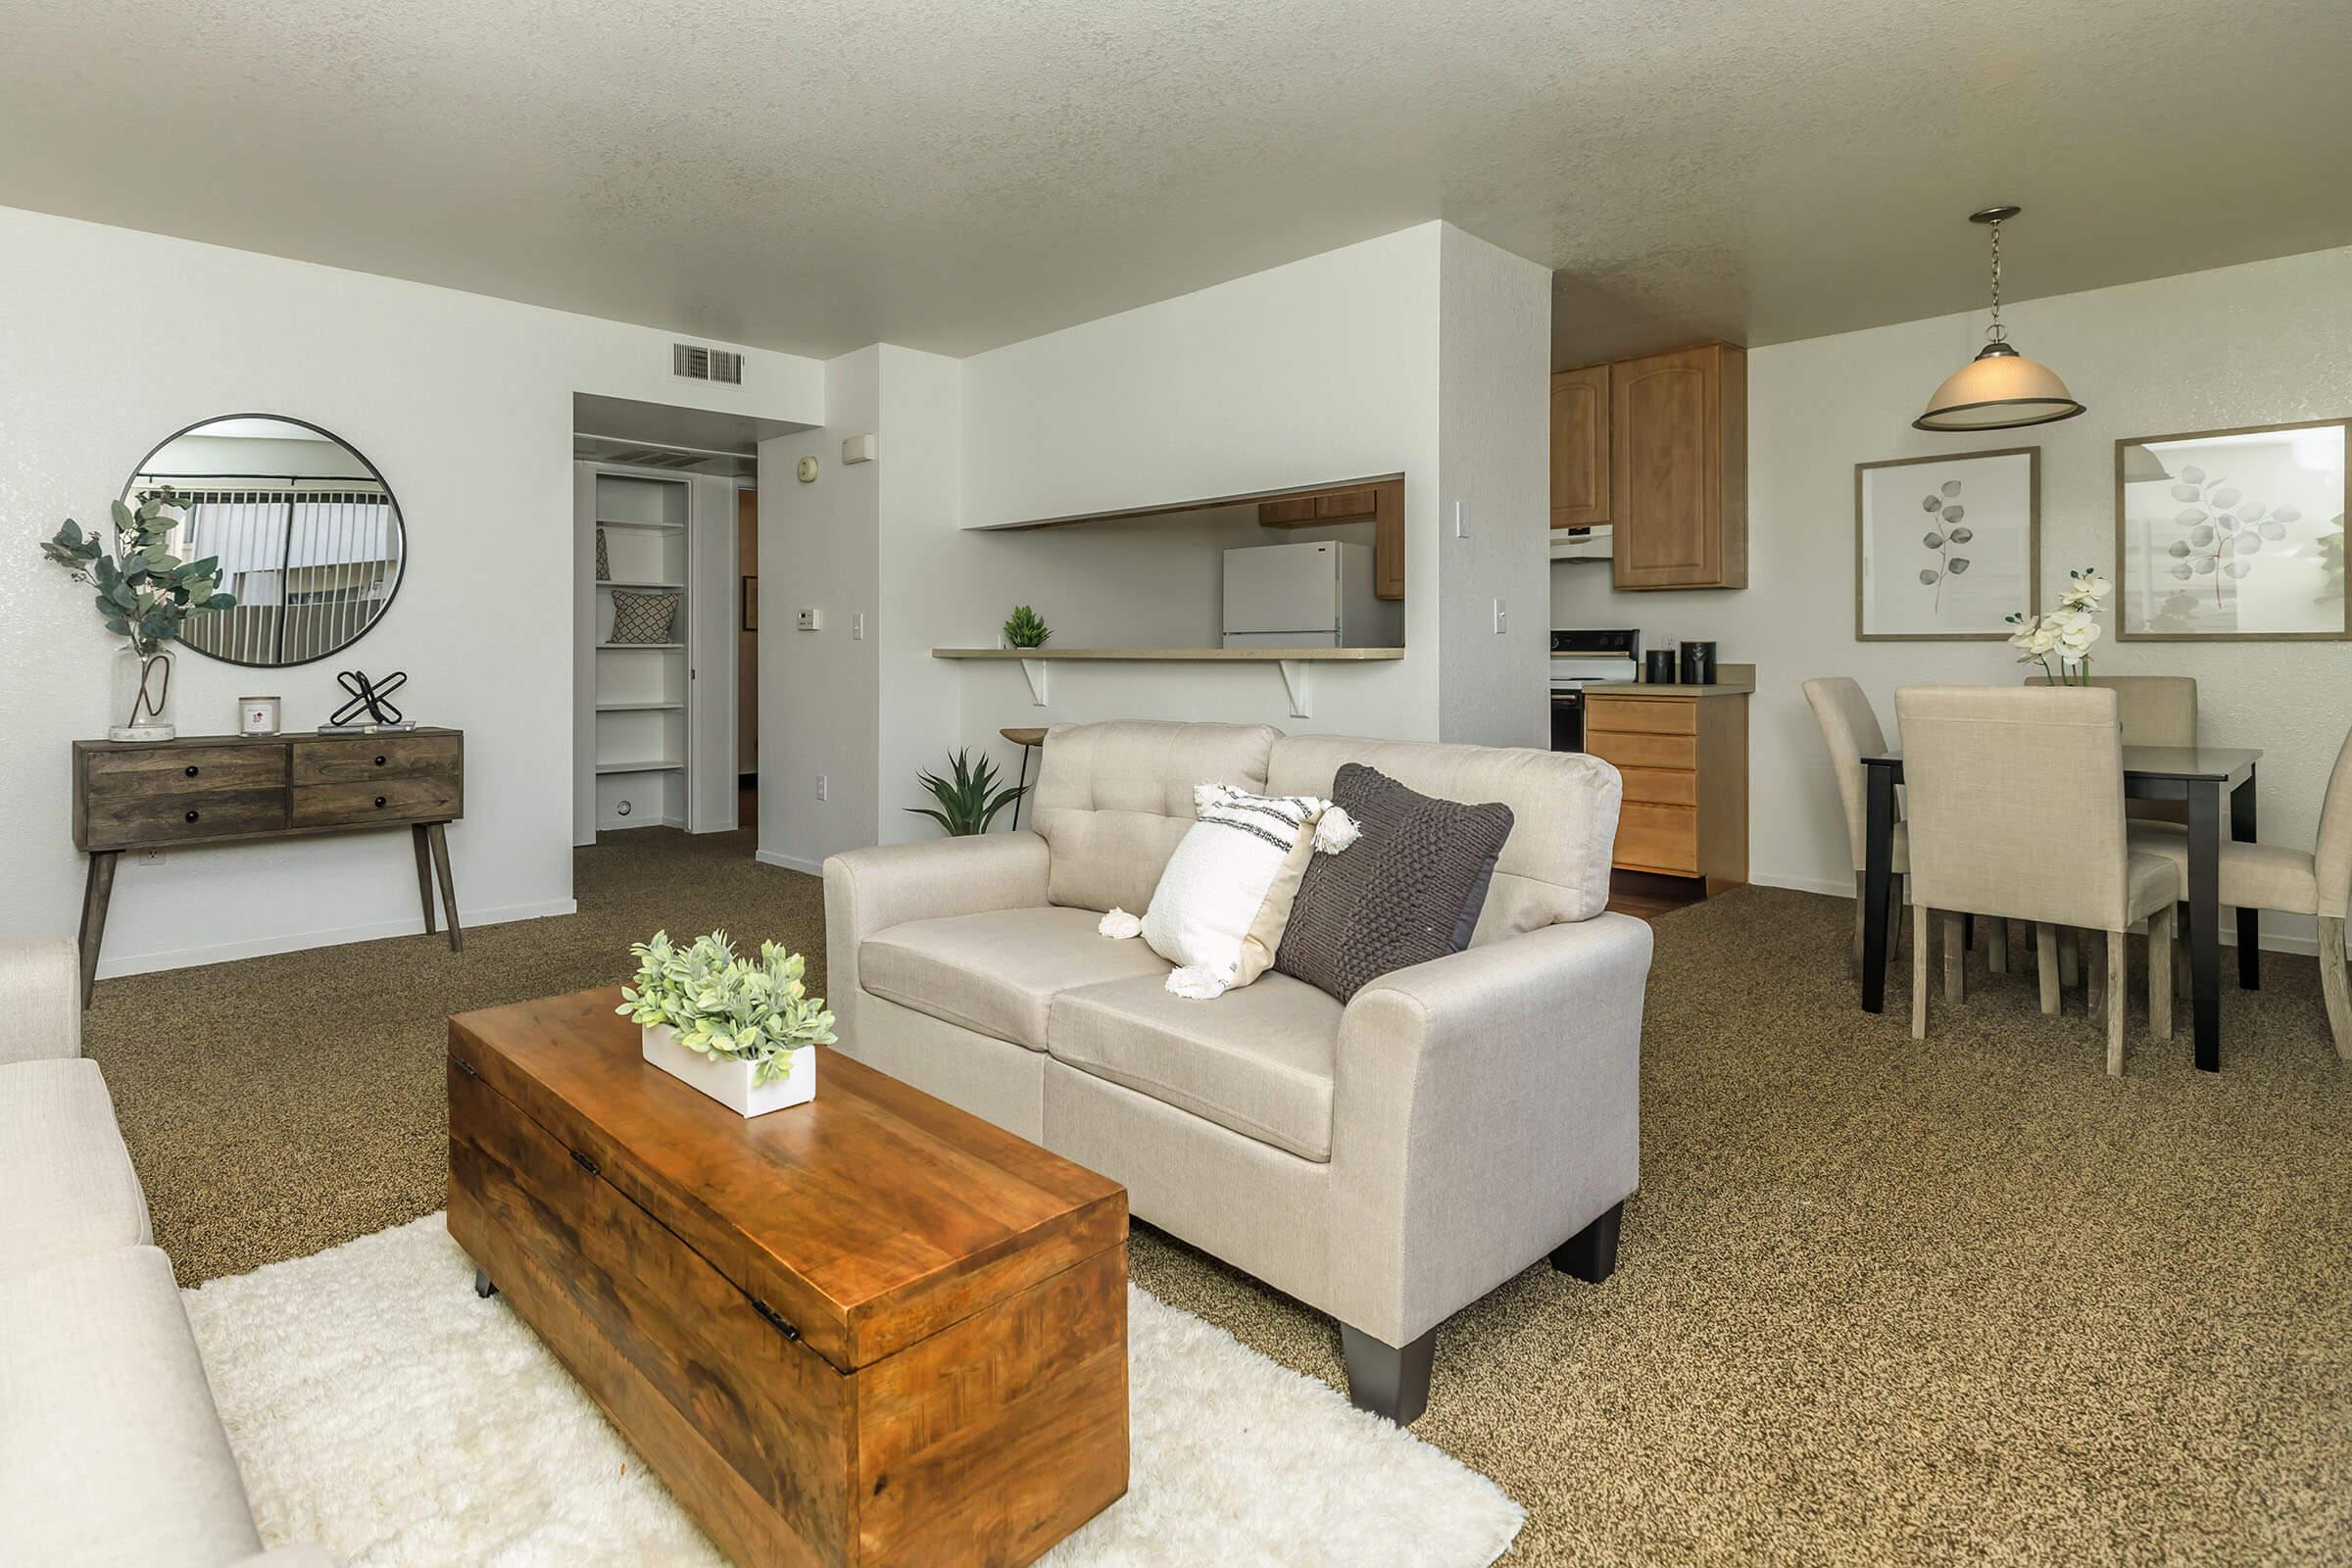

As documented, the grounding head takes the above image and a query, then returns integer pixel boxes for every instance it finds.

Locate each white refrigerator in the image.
[1222,541,1402,649]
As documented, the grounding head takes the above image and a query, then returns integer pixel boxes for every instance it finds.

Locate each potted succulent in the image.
[38,489,239,741]
[907,749,1026,835]
[1002,604,1051,649]
[618,931,836,1116]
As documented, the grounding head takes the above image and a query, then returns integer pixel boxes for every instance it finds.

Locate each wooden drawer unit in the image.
[71,728,468,1005]
[1586,688,1748,896]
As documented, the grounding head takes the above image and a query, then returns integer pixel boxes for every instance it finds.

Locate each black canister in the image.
[1680,640,1718,686]
[1643,649,1680,684]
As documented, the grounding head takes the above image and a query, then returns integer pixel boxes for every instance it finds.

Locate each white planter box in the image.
[640,1023,816,1117]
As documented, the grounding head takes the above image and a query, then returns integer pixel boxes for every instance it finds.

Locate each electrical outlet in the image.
[1493,598,1507,633]
[137,848,167,866]
[815,774,828,802]
[852,612,865,641]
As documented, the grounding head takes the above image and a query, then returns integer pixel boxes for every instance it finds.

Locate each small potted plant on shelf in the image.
[618,931,836,1116]
[1002,604,1051,649]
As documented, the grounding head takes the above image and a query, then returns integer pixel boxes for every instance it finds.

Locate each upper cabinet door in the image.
[1610,343,1747,591]
[1549,364,1611,529]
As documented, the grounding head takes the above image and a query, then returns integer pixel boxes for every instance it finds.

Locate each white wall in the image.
[0,205,822,972]
[1552,243,2352,951]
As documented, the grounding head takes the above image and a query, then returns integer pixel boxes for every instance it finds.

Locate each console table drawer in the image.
[85,744,286,798]
[293,775,462,828]
[295,734,463,785]
[85,788,289,849]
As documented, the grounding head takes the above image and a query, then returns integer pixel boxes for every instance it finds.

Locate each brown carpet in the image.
[86,830,2352,1565]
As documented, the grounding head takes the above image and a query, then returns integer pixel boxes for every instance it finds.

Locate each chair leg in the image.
[1851,871,1866,975]
[1891,876,1907,959]
[2036,923,2061,1015]
[1550,1200,1624,1284]
[2319,917,2352,1061]
[2147,913,2173,1043]
[1943,909,1966,1005]
[1341,1323,1437,1426]
[1912,905,1931,1040]
[1986,916,2009,975]
[2085,931,2106,1021]
[2058,927,2081,990]
[2105,928,2129,1077]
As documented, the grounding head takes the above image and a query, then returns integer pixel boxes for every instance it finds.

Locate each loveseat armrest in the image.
[1327,912,1652,1346]
[225,1549,342,1567]
[822,833,1054,1015]
[0,938,81,1064]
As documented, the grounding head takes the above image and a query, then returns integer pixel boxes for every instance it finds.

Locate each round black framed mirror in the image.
[124,414,407,667]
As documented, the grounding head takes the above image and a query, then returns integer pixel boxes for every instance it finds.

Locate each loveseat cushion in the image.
[0,1245,265,1566]
[1048,970,1342,1161]
[1032,721,1282,914]
[1267,734,1622,940]
[861,905,1171,1051]
[0,1057,153,1278]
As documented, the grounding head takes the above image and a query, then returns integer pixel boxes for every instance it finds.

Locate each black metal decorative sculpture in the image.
[328,669,409,727]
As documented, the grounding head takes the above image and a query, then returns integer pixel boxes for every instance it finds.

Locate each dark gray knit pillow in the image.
[1274,763,1515,1002]
[609,590,679,644]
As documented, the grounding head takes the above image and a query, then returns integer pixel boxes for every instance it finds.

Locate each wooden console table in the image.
[71,728,465,1005]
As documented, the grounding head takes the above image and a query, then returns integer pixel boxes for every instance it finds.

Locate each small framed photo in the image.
[238,696,282,736]
[1855,447,2040,641]
[742,576,759,631]
[2115,417,2349,641]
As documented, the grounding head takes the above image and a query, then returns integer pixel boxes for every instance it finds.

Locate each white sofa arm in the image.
[822,833,1052,1009]
[1326,912,1652,1346]
[0,938,81,1065]
[224,1548,341,1567]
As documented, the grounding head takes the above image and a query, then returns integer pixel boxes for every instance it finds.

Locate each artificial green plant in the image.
[907,749,1026,836]
[39,490,237,655]
[618,930,836,1086]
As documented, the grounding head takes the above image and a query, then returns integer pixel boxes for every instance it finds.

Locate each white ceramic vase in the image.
[110,644,176,742]
[640,1023,817,1117]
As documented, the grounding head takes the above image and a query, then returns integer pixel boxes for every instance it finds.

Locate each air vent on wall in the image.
[672,343,744,385]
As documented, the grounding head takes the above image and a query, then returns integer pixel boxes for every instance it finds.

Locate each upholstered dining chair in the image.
[1804,677,1909,969]
[1897,686,2179,1075]
[2127,724,2352,1057]
[2024,674,2198,748]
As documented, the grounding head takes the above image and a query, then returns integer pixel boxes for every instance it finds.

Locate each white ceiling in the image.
[5,1,2348,367]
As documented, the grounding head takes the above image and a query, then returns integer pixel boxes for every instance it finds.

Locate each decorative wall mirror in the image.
[2115,417,2348,641]
[125,415,406,666]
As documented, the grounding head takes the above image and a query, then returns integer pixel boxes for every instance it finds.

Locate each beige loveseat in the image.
[824,720,1650,1423]
[0,938,335,1568]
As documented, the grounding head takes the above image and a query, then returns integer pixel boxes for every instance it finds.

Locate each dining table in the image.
[1857,744,2263,1072]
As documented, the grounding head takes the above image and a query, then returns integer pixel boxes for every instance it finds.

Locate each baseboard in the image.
[94,898,579,980]
[1749,871,2321,957]
[755,849,826,877]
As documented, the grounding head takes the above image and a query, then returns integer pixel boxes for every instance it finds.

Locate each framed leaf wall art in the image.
[1855,447,2039,640]
[2115,418,2349,641]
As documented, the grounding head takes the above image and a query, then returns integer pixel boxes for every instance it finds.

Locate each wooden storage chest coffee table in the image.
[447,990,1129,1567]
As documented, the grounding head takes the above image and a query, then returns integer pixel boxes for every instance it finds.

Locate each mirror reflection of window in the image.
[126,416,406,667]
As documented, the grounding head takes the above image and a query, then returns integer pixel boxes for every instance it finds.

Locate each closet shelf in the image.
[595,642,684,651]
[596,701,685,712]
[595,518,686,531]
[595,579,686,590]
[595,759,686,775]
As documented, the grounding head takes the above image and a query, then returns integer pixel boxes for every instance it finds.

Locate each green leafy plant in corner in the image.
[908,749,1026,836]
[1002,604,1051,649]
[38,489,238,655]
[617,930,835,1086]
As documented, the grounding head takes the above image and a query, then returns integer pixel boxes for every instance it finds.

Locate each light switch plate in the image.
[1453,500,1468,539]
[1493,598,1507,633]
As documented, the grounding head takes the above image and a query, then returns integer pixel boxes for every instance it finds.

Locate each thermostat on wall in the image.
[797,608,822,631]
[842,432,878,465]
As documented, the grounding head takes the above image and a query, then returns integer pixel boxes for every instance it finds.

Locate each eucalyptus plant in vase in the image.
[38,490,237,740]
[2005,567,2110,685]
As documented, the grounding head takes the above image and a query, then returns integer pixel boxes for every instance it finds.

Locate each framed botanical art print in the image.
[2115,418,2349,640]
[1855,447,2039,640]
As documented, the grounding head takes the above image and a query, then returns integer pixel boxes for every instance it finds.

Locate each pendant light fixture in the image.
[1914,205,2085,431]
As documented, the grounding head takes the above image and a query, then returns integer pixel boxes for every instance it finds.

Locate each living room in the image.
[5,5,2350,1567]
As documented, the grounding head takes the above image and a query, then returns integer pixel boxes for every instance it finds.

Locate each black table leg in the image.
[2232,764,2259,990]
[2187,780,2222,1071]
[1861,762,1894,1013]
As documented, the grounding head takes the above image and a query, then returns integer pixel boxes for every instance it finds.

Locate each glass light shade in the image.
[1914,342,2085,431]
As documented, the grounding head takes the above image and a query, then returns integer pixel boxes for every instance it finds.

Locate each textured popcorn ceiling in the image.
[4,0,2348,364]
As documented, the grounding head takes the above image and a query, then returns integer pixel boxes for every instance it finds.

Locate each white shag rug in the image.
[183,1213,1522,1567]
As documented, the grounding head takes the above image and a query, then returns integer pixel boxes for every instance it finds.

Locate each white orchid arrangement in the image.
[619,930,836,1086]
[2004,567,2111,685]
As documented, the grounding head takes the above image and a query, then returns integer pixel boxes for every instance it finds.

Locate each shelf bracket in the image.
[1276,659,1311,719]
[1019,657,1049,708]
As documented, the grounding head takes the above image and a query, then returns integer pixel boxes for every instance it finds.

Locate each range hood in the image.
[1549,524,1611,562]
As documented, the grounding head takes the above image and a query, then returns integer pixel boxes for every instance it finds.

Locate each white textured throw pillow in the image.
[1099,784,1357,1000]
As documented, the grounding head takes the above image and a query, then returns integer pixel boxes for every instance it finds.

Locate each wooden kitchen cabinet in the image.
[1549,363,1610,529]
[1609,342,1746,591]
[1257,479,1403,602]
[1584,685,1747,896]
